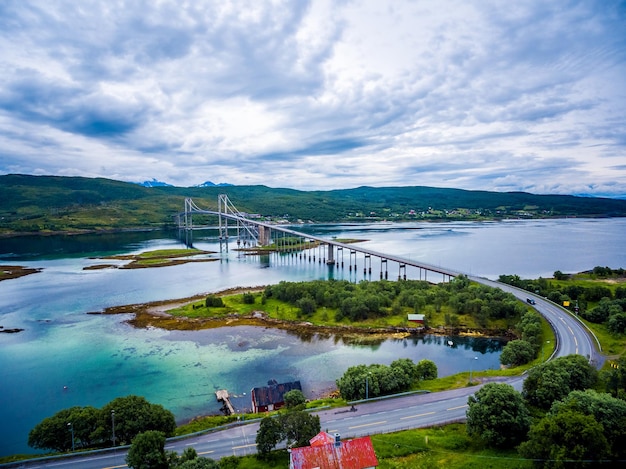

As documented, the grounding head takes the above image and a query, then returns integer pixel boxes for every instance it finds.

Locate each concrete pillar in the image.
[258,226,271,246]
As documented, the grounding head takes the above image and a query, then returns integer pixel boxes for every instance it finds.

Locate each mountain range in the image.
[1,174,625,236]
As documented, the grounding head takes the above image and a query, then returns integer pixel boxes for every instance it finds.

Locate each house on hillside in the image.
[407,313,425,325]
[289,432,378,469]
[251,379,301,413]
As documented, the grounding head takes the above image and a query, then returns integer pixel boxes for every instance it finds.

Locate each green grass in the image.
[371,424,533,468]
[167,291,519,334]
[136,249,203,259]
[578,317,626,356]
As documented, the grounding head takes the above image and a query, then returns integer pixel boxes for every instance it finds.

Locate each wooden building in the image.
[251,380,302,413]
[407,313,425,324]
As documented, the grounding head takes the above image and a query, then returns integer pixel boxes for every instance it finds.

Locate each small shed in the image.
[289,433,378,469]
[407,313,425,324]
[251,380,301,413]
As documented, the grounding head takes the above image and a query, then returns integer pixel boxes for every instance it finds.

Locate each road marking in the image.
[349,420,386,429]
[446,404,468,411]
[102,465,127,469]
[400,411,436,420]
[328,429,338,433]
[198,450,215,455]
[232,443,257,450]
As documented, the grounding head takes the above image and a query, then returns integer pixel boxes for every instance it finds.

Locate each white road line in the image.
[400,411,436,420]
[349,420,387,429]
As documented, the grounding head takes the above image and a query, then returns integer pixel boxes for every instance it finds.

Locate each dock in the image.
[215,389,235,415]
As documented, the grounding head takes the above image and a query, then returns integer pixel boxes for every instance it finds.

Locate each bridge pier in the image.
[398,264,406,281]
[326,244,335,266]
[364,254,371,275]
[258,226,271,246]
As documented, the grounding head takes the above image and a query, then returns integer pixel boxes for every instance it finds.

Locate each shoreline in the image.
[91,287,514,341]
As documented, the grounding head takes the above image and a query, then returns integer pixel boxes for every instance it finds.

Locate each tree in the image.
[126,431,168,469]
[466,383,530,448]
[523,355,598,409]
[101,395,176,445]
[28,406,102,452]
[242,292,255,304]
[281,411,321,448]
[255,411,321,458]
[603,356,626,398]
[283,389,306,409]
[205,295,224,308]
[500,339,536,367]
[256,416,283,458]
[415,359,438,380]
[550,390,626,459]
[518,407,610,468]
[296,296,316,316]
[336,361,424,401]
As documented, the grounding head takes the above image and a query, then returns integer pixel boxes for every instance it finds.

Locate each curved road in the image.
[6,278,601,469]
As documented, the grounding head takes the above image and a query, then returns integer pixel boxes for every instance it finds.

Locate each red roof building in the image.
[289,433,378,469]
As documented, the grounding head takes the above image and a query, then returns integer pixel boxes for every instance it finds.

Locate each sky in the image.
[0,0,625,196]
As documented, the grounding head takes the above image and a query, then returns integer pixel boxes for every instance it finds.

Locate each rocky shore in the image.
[91,287,514,341]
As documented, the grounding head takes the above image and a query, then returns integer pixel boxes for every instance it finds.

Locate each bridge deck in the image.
[180,209,461,279]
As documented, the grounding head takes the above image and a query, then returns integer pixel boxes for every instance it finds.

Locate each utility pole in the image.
[111,410,116,447]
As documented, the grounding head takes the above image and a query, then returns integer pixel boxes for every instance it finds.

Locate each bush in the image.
[500,339,536,366]
[205,295,224,308]
[466,383,530,448]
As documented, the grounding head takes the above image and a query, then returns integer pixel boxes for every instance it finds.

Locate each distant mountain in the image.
[575,193,626,200]
[137,178,172,187]
[194,181,234,187]
[1,174,626,235]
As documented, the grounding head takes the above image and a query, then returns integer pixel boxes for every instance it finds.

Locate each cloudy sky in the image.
[0,0,625,196]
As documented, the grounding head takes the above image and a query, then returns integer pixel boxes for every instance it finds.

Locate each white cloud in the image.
[0,0,624,196]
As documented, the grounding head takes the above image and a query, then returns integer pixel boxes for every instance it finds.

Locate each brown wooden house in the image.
[251,379,302,413]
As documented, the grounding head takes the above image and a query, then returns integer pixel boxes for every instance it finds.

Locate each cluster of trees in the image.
[499,311,542,366]
[28,395,176,452]
[255,390,321,459]
[263,276,526,327]
[581,297,626,334]
[335,358,437,401]
[466,355,625,466]
[499,268,626,334]
[126,431,222,469]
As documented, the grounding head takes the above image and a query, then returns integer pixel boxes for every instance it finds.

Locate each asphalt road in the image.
[4,278,599,469]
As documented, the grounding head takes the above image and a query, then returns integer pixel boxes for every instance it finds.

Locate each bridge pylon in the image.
[181,196,261,251]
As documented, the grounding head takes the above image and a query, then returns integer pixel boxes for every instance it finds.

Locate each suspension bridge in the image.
[177,195,459,282]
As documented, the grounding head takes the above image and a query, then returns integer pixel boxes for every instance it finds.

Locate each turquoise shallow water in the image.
[1,218,625,456]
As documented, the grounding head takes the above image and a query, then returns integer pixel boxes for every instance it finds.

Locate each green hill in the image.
[1,174,625,236]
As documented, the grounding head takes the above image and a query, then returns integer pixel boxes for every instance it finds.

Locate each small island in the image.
[84,248,218,270]
[0,265,42,282]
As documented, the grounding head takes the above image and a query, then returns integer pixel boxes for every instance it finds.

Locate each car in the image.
[526,298,536,305]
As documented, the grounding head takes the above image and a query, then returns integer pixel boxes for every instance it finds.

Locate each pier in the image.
[215,389,235,415]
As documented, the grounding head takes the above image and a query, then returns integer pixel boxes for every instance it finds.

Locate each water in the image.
[1,218,625,456]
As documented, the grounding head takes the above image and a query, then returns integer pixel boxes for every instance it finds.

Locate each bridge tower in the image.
[217,194,261,251]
